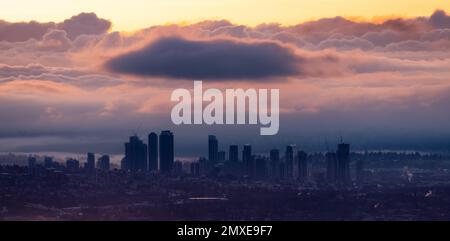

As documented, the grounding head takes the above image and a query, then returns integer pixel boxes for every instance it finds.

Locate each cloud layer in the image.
[1,10,450,154]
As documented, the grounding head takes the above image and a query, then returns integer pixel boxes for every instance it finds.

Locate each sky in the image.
[1,0,450,31]
[1,1,450,158]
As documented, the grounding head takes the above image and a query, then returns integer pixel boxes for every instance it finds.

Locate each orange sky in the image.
[1,0,449,31]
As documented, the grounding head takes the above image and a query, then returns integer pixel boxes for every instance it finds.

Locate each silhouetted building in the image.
[148,132,158,171]
[243,144,253,176]
[124,135,148,172]
[86,152,95,171]
[28,156,36,169]
[159,130,174,174]
[174,160,183,175]
[44,156,54,168]
[28,156,36,175]
[255,157,267,180]
[120,157,127,170]
[356,158,365,184]
[208,135,218,163]
[98,155,110,171]
[190,162,200,176]
[337,143,350,185]
[243,145,252,163]
[297,151,308,182]
[279,162,286,180]
[198,157,208,175]
[229,145,239,162]
[326,152,338,183]
[270,149,280,179]
[218,151,226,162]
[66,158,80,171]
[285,145,294,179]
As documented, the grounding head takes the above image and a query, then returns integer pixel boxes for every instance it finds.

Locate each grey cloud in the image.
[57,12,111,39]
[429,9,450,29]
[0,20,54,42]
[105,37,303,80]
[0,12,111,42]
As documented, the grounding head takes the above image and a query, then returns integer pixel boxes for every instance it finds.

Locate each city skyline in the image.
[4,136,448,221]
[0,130,447,164]
[23,129,355,184]
[8,129,350,163]
[4,0,450,223]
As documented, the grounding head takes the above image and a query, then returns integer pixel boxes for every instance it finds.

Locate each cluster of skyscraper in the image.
[206,135,352,184]
[326,143,351,184]
[77,153,110,171]
[121,130,174,174]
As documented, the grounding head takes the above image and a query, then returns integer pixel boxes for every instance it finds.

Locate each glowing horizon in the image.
[1,0,449,31]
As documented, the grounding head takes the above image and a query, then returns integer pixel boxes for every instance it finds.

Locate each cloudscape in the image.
[4,1,450,223]
[1,8,450,157]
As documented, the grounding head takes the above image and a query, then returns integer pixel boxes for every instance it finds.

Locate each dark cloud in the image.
[105,37,302,80]
[381,19,420,32]
[0,13,111,42]
[0,20,54,42]
[429,9,450,29]
[57,12,111,39]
